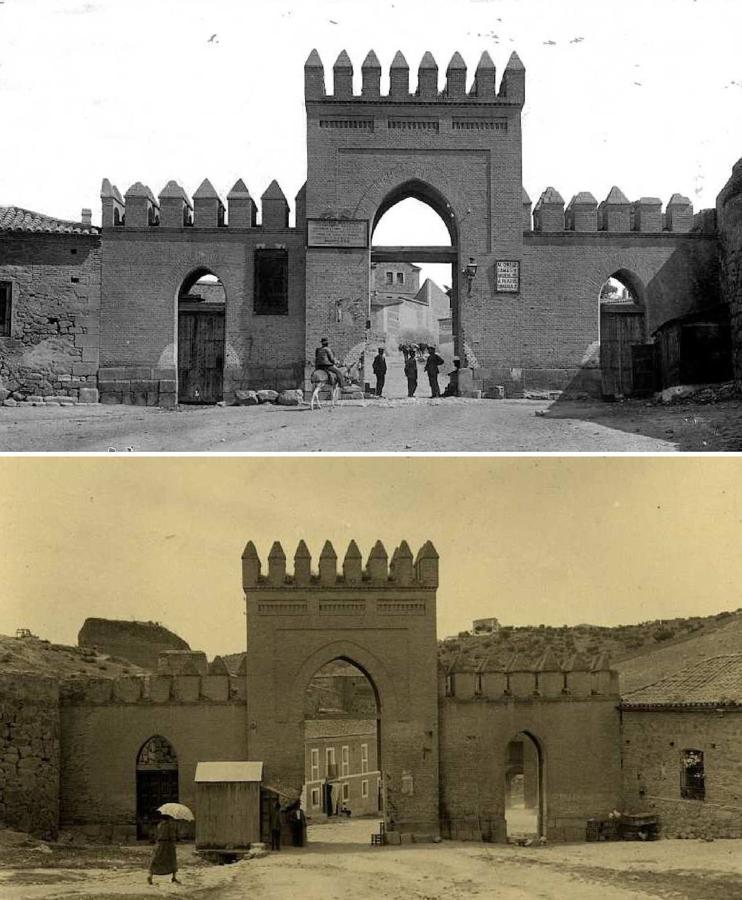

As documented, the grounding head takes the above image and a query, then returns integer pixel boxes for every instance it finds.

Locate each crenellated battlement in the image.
[241,539,439,589]
[304,49,525,105]
[527,185,703,234]
[441,648,619,701]
[100,177,292,230]
[60,661,246,706]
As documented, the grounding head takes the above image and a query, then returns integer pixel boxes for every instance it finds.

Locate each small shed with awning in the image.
[194,761,263,851]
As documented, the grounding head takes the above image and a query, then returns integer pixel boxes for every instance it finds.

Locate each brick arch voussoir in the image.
[353,164,465,242]
[288,638,399,722]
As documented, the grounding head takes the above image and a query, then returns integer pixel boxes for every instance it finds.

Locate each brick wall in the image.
[622,708,742,838]
[439,696,622,842]
[0,674,60,838]
[99,228,306,405]
[473,232,720,397]
[0,233,101,402]
[59,674,247,841]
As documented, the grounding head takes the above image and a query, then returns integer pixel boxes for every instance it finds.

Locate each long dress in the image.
[149,818,178,875]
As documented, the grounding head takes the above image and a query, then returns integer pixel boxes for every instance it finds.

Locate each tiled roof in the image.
[622,654,742,708]
[304,718,376,739]
[0,206,98,235]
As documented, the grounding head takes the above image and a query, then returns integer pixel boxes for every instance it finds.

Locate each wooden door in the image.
[600,304,645,397]
[178,310,225,403]
[136,769,179,839]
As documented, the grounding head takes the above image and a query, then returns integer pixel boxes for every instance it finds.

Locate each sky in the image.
[3,456,742,658]
[1,0,740,231]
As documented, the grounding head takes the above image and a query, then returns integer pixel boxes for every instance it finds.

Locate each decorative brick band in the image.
[452,118,507,131]
[388,118,439,132]
[257,602,308,615]
[320,119,374,130]
[319,601,366,615]
[377,601,427,615]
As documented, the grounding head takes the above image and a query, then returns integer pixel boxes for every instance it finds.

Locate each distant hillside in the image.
[0,633,146,680]
[439,609,742,690]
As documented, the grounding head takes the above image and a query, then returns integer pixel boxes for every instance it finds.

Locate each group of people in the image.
[269,797,307,851]
[314,336,461,400]
[373,346,460,399]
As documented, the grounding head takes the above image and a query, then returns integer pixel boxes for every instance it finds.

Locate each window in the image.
[396,272,404,284]
[361,779,369,799]
[0,282,11,336]
[445,673,455,697]
[325,747,336,778]
[254,249,288,315]
[475,673,483,697]
[385,271,393,284]
[310,748,319,781]
[341,745,350,777]
[681,749,705,800]
[310,787,321,808]
[361,743,369,774]
[341,782,349,802]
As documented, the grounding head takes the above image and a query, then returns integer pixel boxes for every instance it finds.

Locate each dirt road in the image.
[4,820,742,900]
[3,396,741,452]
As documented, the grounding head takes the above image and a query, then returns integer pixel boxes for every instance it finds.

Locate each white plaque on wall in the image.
[307,219,368,248]
[495,260,520,293]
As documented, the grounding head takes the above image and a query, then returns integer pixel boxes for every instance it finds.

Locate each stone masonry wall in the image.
[717,158,742,388]
[0,233,101,404]
[622,708,742,839]
[0,674,60,838]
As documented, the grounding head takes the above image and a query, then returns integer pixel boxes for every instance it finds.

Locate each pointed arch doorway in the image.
[177,269,226,404]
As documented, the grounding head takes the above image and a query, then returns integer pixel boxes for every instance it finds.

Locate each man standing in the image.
[425,346,444,398]
[269,798,283,851]
[404,348,418,398]
[372,347,387,397]
[315,337,344,387]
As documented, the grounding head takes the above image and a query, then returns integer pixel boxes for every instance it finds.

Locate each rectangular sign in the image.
[495,260,520,293]
[307,219,368,249]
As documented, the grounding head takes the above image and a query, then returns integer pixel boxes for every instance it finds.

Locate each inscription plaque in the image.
[495,260,520,293]
[307,219,368,248]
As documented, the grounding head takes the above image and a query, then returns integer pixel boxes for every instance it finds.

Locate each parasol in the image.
[157,802,194,821]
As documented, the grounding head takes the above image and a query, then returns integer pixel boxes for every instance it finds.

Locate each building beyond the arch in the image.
[1,49,740,405]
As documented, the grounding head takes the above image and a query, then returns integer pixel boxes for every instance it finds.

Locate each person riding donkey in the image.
[315,337,346,387]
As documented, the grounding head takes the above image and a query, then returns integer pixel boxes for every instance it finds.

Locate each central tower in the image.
[303,48,526,387]
[243,538,440,836]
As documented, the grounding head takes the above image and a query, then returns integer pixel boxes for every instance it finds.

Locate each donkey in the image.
[309,359,361,411]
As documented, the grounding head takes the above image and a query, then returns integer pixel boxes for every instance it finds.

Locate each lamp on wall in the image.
[463,257,478,295]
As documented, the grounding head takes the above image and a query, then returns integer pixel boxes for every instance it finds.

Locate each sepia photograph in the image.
[1,455,742,898]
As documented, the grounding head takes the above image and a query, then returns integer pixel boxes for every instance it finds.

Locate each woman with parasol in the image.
[147,803,192,885]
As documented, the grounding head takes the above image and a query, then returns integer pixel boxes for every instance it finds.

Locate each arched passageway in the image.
[369,183,458,398]
[302,657,383,847]
[599,269,651,398]
[177,269,226,404]
[136,735,179,840]
[504,732,544,841]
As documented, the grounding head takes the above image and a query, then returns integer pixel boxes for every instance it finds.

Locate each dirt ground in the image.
[4,819,742,900]
[3,396,742,452]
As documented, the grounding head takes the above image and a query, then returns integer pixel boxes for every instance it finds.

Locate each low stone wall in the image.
[0,674,60,838]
